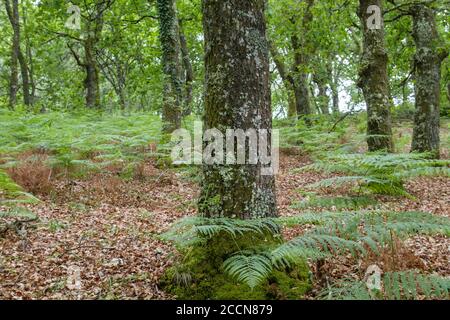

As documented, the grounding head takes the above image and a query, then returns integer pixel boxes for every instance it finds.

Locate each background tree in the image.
[157,0,183,133]
[358,0,394,152]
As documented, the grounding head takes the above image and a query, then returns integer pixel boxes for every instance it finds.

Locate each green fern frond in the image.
[223,252,273,289]
[324,271,450,300]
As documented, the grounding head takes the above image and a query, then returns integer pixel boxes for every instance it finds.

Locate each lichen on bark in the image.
[410,4,447,157]
[357,0,394,152]
[199,0,277,219]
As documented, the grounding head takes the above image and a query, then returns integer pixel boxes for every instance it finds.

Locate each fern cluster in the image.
[0,110,164,178]
[300,153,450,197]
[163,211,450,300]
[0,169,39,205]
[275,116,362,157]
[323,271,450,300]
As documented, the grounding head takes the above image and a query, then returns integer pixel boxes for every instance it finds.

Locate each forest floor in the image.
[0,150,448,300]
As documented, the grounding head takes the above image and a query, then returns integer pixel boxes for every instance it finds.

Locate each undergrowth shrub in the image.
[5,155,53,196]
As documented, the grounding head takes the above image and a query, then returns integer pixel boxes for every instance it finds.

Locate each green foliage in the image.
[301,152,450,197]
[324,271,450,300]
[0,110,163,178]
[164,211,450,292]
[275,116,361,157]
[293,194,378,210]
[0,169,39,205]
[160,228,310,300]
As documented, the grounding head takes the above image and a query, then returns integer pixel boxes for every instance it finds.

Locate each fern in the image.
[162,211,450,293]
[301,153,450,197]
[223,252,273,289]
[324,271,450,300]
[0,169,40,204]
[160,217,280,248]
[293,195,378,210]
[222,211,449,289]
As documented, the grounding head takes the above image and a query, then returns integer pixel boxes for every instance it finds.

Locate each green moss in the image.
[160,231,311,300]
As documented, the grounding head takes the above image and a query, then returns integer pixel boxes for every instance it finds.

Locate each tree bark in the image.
[157,0,183,133]
[178,19,194,116]
[4,0,31,107]
[358,0,394,152]
[269,42,296,118]
[327,61,340,114]
[199,0,277,219]
[84,36,100,108]
[313,72,330,115]
[290,0,315,117]
[410,4,447,157]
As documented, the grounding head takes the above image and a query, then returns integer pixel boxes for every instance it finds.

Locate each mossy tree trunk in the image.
[84,36,101,109]
[290,0,314,118]
[358,0,394,152]
[157,0,183,134]
[199,0,277,219]
[410,4,448,157]
[313,71,330,115]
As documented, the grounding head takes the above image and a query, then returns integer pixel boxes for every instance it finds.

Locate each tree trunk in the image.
[199,0,277,219]
[157,0,183,133]
[327,61,340,114]
[4,0,23,108]
[178,19,194,116]
[358,0,393,152]
[290,0,314,118]
[313,73,330,115]
[410,4,447,157]
[22,0,35,104]
[269,42,296,118]
[84,37,100,108]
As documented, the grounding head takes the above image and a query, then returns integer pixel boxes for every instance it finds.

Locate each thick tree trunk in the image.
[157,0,183,133]
[410,4,447,157]
[199,0,277,219]
[358,0,394,152]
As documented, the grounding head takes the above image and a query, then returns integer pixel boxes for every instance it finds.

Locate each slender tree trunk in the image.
[313,74,330,115]
[358,0,393,152]
[199,0,277,219]
[178,19,194,116]
[4,0,19,108]
[327,61,340,114]
[157,0,183,133]
[269,42,296,118]
[22,0,35,104]
[410,4,447,157]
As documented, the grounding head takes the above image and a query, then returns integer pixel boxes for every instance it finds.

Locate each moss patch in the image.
[160,231,311,300]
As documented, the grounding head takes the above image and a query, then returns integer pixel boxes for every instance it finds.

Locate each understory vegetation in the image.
[1,110,448,300]
[0,0,449,302]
